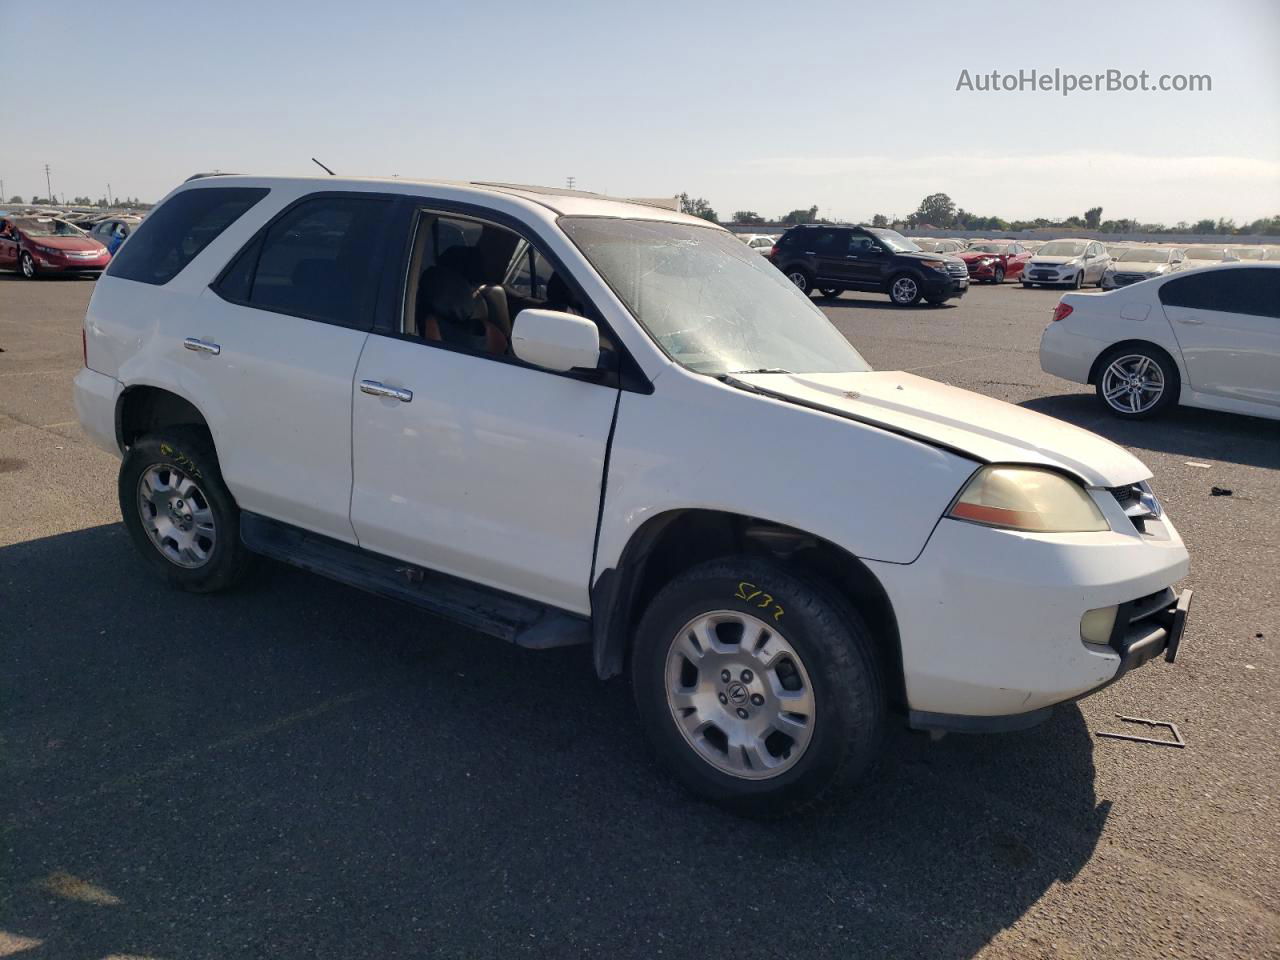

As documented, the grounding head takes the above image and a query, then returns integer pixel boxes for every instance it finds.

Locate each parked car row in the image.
[0,215,112,278]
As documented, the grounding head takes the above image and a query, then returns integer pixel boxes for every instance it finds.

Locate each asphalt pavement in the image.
[1,274,1276,959]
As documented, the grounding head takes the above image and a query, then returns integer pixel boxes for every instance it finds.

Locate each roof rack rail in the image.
[184,172,239,182]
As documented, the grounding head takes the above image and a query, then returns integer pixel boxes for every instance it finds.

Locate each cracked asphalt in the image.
[1,275,1277,959]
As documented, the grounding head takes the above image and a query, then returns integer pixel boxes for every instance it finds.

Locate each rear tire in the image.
[785,267,814,296]
[631,557,885,817]
[820,288,841,299]
[118,427,252,593]
[1094,345,1179,419]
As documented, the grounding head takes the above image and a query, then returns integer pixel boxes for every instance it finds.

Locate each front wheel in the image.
[1095,345,1179,419]
[888,273,923,306]
[632,558,885,817]
[19,252,36,279]
[1022,281,1035,288]
[119,428,252,592]
[993,266,1005,284]
[1071,272,1083,290]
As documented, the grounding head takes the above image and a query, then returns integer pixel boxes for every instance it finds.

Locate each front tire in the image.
[1071,271,1083,290]
[993,265,1005,284]
[888,273,923,306]
[19,252,36,279]
[1095,345,1180,419]
[119,427,251,592]
[631,558,885,817]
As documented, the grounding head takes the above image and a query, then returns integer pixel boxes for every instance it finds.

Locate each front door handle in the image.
[360,380,413,403]
[1176,316,1204,325]
[183,337,221,355]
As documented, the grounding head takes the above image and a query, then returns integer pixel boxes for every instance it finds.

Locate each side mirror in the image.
[511,309,601,373]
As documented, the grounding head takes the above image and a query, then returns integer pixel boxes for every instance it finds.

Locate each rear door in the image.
[804,228,844,284]
[0,219,16,270]
[1159,267,1280,409]
[184,192,396,541]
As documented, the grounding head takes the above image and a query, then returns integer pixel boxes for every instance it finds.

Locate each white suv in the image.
[74,175,1192,815]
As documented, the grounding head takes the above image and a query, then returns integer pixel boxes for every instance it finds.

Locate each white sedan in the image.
[1040,262,1280,420]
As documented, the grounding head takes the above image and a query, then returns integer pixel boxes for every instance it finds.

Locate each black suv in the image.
[769,224,969,306]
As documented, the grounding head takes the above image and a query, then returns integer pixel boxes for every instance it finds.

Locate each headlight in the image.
[948,465,1109,533]
[36,245,60,256]
[921,259,949,271]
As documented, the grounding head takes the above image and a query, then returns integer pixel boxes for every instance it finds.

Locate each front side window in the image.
[215,194,391,328]
[13,218,84,237]
[400,211,596,359]
[107,187,268,285]
[560,217,870,377]
[867,229,919,253]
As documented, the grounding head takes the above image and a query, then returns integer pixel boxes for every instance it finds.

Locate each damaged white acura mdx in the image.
[74,175,1192,815]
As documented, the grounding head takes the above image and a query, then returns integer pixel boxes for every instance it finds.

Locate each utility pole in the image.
[44,163,53,205]
[566,176,576,190]
[107,183,114,207]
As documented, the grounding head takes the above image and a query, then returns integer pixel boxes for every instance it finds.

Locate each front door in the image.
[1160,267,1280,409]
[349,207,619,613]
[840,230,889,288]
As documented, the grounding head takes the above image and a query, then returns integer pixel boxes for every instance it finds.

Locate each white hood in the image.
[735,370,1151,487]
[1029,255,1080,266]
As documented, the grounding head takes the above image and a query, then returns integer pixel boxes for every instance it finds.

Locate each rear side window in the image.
[1160,268,1280,319]
[214,194,392,329]
[106,187,267,285]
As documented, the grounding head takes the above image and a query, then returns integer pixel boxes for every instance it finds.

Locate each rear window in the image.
[106,187,268,285]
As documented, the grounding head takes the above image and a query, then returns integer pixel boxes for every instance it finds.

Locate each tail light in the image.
[768,245,778,259]
[1052,303,1074,322]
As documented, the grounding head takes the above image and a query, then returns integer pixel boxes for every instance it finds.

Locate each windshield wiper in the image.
[723,367,791,376]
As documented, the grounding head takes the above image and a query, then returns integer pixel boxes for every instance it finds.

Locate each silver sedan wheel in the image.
[137,463,217,568]
[890,276,918,303]
[1101,354,1165,414]
[665,610,816,780]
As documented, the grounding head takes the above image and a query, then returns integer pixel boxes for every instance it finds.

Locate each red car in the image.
[0,216,111,278]
[957,240,1030,284]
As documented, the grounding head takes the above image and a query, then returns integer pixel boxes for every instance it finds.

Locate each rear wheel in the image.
[786,268,814,295]
[119,428,252,592]
[1095,345,1179,419]
[19,252,36,279]
[820,288,841,299]
[632,557,885,817]
[888,273,922,306]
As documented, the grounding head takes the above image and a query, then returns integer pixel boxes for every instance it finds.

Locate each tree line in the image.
[679,191,1279,235]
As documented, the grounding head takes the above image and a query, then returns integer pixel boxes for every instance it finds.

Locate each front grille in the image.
[1108,482,1162,533]
[1114,273,1148,285]
[945,261,968,278]
[1031,270,1056,280]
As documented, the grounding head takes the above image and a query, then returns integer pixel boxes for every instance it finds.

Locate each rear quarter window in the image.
[105,187,268,285]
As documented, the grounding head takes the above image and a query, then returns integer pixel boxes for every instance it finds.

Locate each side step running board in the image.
[240,513,589,650]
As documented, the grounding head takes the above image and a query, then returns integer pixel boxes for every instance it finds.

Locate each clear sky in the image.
[2,0,1277,225]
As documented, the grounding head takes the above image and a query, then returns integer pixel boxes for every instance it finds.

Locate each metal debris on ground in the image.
[1210,486,1233,496]
[1095,714,1186,748]
[1185,461,1211,468]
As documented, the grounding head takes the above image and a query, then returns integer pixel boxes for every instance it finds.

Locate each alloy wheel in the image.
[1101,354,1165,414]
[20,254,35,279]
[137,463,217,568]
[891,276,918,303]
[787,271,808,292]
[664,610,816,780]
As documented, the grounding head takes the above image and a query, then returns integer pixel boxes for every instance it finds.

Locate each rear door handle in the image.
[183,337,221,355]
[1176,316,1204,325]
[360,380,413,403]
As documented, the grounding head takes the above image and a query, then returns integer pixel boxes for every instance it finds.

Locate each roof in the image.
[179,174,713,226]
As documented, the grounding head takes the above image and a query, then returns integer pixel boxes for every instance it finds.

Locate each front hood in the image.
[733,370,1151,487]
[27,235,103,252]
[958,251,1002,262]
[1110,262,1166,274]
[1028,256,1077,267]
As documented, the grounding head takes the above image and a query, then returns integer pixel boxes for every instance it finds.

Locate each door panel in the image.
[177,291,369,540]
[1160,268,1280,407]
[350,337,617,613]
